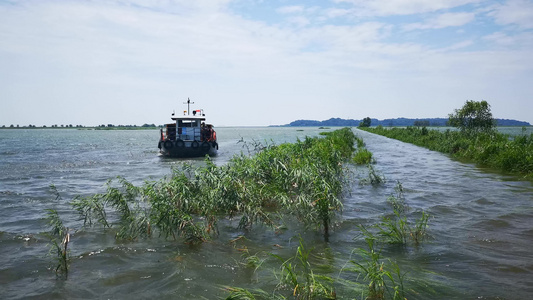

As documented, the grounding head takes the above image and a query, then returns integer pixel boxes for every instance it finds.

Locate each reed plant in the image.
[375,206,429,247]
[386,181,407,215]
[352,149,374,165]
[361,126,533,177]
[357,181,429,247]
[271,237,336,299]
[409,211,429,246]
[376,210,409,245]
[224,236,412,299]
[224,287,279,300]
[225,237,336,299]
[347,238,407,300]
[360,164,385,186]
[71,128,357,243]
[45,209,70,275]
[352,135,374,165]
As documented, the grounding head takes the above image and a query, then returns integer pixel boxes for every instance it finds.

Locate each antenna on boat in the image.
[184,98,194,115]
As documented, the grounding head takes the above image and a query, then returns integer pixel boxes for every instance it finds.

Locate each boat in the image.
[158,98,218,157]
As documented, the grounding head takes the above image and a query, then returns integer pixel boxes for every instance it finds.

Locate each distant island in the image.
[279,117,531,127]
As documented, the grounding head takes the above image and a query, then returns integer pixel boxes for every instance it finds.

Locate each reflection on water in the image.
[1,127,532,299]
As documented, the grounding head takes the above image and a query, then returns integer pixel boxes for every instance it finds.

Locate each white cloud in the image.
[483,31,533,48]
[488,0,533,28]
[324,8,352,19]
[1,0,532,126]
[333,0,480,16]
[403,12,476,30]
[286,16,311,27]
[277,5,305,14]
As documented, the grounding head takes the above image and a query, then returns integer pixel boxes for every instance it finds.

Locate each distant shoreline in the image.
[0,125,160,130]
[1,117,531,130]
[275,117,531,127]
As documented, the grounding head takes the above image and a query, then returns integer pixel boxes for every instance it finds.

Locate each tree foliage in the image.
[448,100,496,133]
[359,117,372,128]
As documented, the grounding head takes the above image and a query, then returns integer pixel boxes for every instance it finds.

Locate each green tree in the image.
[359,117,372,128]
[448,100,496,133]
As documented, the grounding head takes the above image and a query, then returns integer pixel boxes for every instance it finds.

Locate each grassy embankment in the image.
[360,126,533,177]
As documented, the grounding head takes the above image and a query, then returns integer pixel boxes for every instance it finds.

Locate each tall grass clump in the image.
[45,209,70,276]
[71,128,357,243]
[352,149,373,165]
[352,135,374,165]
[271,237,336,299]
[348,238,407,300]
[224,236,412,299]
[359,181,429,247]
[45,184,71,276]
[224,237,336,299]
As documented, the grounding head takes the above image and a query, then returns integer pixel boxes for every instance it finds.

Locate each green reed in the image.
[358,181,429,247]
[352,148,374,165]
[348,238,407,300]
[225,237,336,300]
[352,135,374,165]
[70,128,357,243]
[361,126,533,177]
[272,237,336,299]
[360,164,385,186]
[45,209,70,276]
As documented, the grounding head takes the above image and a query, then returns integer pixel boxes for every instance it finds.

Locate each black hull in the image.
[158,140,218,158]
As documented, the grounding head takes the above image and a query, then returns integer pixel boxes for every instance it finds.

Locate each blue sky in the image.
[1,0,532,126]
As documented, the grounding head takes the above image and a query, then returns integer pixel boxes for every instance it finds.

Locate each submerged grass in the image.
[225,236,412,300]
[348,238,408,300]
[45,184,70,276]
[360,181,430,247]
[45,209,70,276]
[71,127,357,243]
[43,129,438,298]
[224,238,337,299]
[361,126,533,177]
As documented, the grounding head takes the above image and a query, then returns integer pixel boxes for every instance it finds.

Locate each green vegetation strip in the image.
[72,127,357,243]
[360,126,533,177]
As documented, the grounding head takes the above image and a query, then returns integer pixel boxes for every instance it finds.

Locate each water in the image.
[1,127,532,299]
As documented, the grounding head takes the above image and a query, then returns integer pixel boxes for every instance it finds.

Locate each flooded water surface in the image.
[1,127,532,299]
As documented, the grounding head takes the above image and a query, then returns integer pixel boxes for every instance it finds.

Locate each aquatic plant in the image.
[224,237,336,299]
[386,181,408,215]
[224,287,278,300]
[352,149,374,165]
[361,164,385,186]
[357,181,429,247]
[49,183,61,201]
[72,194,109,228]
[409,211,429,246]
[376,209,409,245]
[71,128,357,243]
[45,209,70,275]
[271,238,336,299]
[348,238,407,300]
[361,125,533,177]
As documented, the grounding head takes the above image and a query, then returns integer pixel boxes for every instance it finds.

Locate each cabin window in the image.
[177,120,200,127]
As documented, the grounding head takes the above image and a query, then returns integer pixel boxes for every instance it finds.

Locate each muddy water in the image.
[0,127,532,299]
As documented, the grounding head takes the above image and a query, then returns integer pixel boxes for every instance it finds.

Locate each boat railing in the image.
[160,124,216,142]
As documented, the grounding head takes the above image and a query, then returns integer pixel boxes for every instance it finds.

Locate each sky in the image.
[1,0,532,127]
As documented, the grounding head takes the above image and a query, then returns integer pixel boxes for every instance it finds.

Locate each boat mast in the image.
[184,98,194,115]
